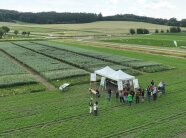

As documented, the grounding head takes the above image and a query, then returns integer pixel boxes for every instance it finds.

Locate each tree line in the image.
[0,9,186,26]
[129,27,181,35]
[0,26,30,39]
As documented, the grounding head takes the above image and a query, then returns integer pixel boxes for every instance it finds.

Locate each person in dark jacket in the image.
[116,91,119,101]
[107,89,112,101]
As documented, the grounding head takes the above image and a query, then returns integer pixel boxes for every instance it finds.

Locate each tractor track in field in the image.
[101,111,186,138]
[0,49,56,91]
[0,91,185,136]
[71,40,186,58]
[0,82,185,123]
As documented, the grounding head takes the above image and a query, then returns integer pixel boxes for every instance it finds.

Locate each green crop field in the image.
[0,21,186,137]
[103,33,186,48]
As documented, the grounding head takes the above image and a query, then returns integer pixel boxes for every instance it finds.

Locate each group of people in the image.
[89,80,166,115]
[89,98,98,116]
[110,80,166,105]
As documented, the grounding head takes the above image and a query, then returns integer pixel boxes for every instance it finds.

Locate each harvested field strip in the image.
[0,49,55,91]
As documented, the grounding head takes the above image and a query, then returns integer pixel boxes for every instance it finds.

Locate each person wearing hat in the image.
[89,98,93,115]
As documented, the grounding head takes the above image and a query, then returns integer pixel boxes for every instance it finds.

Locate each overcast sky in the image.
[0,0,185,20]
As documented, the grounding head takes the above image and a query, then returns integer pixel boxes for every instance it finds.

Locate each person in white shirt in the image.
[94,101,98,116]
[89,98,93,115]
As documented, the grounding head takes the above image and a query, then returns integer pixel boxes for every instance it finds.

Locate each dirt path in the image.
[72,40,186,58]
[0,49,56,91]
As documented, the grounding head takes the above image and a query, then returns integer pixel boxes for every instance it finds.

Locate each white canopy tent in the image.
[109,70,135,81]
[94,66,136,90]
[94,66,116,78]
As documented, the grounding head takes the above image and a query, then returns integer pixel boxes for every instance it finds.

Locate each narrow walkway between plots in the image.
[0,49,56,91]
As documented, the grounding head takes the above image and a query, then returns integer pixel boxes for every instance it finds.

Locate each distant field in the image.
[1,21,185,37]
[102,33,186,47]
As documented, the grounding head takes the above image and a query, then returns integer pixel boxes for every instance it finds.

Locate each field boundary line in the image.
[0,49,56,91]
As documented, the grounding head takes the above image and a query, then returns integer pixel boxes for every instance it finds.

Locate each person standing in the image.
[89,98,93,115]
[108,88,112,101]
[162,81,166,94]
[130,89,135,100]
[147,86,151,102]
[153,87,157,101]
[151,80,155,86]
[96,89,100,98]
[116,91,119,101]
[119,91,124,103]
[124,89,128,103]
[128,93,133,106]
[94,101,98,116]
[135,89,140,104]
[141,89,145,102]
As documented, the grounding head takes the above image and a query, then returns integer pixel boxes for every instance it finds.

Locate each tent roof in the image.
[109,70,135,81]
[95,66,135,81]
[95,66,116,77]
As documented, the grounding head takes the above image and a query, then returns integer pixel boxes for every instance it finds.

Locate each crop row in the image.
[14,41,140,75]
[0,47,35,87]
[33,41,173,73]
[0,82,185,137]
[0,42,88,81]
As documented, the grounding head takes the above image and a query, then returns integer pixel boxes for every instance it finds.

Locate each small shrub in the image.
[161,30,164,33]
[137,28,144,34]
[170,27,181,33]
[155,29,159,33]
[129,29,135,35]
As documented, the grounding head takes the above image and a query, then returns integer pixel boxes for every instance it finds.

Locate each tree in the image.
[137,28,144,34]
[143,29,150,34]
[0,28,4,39]
[14,30,19,35]
[129,29,135,35]
[177,27,181,32]
[2,26,10,34]
[98,12,103,21]
[22,31,26,36]
[155,29,159,33]
[167,18,180,26]
[27,31,30,36]
[181,19,186,27]
[170,27,181,33]
[161,30,164,33]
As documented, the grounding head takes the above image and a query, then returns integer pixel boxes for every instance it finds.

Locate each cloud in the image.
[144,0,175,10]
